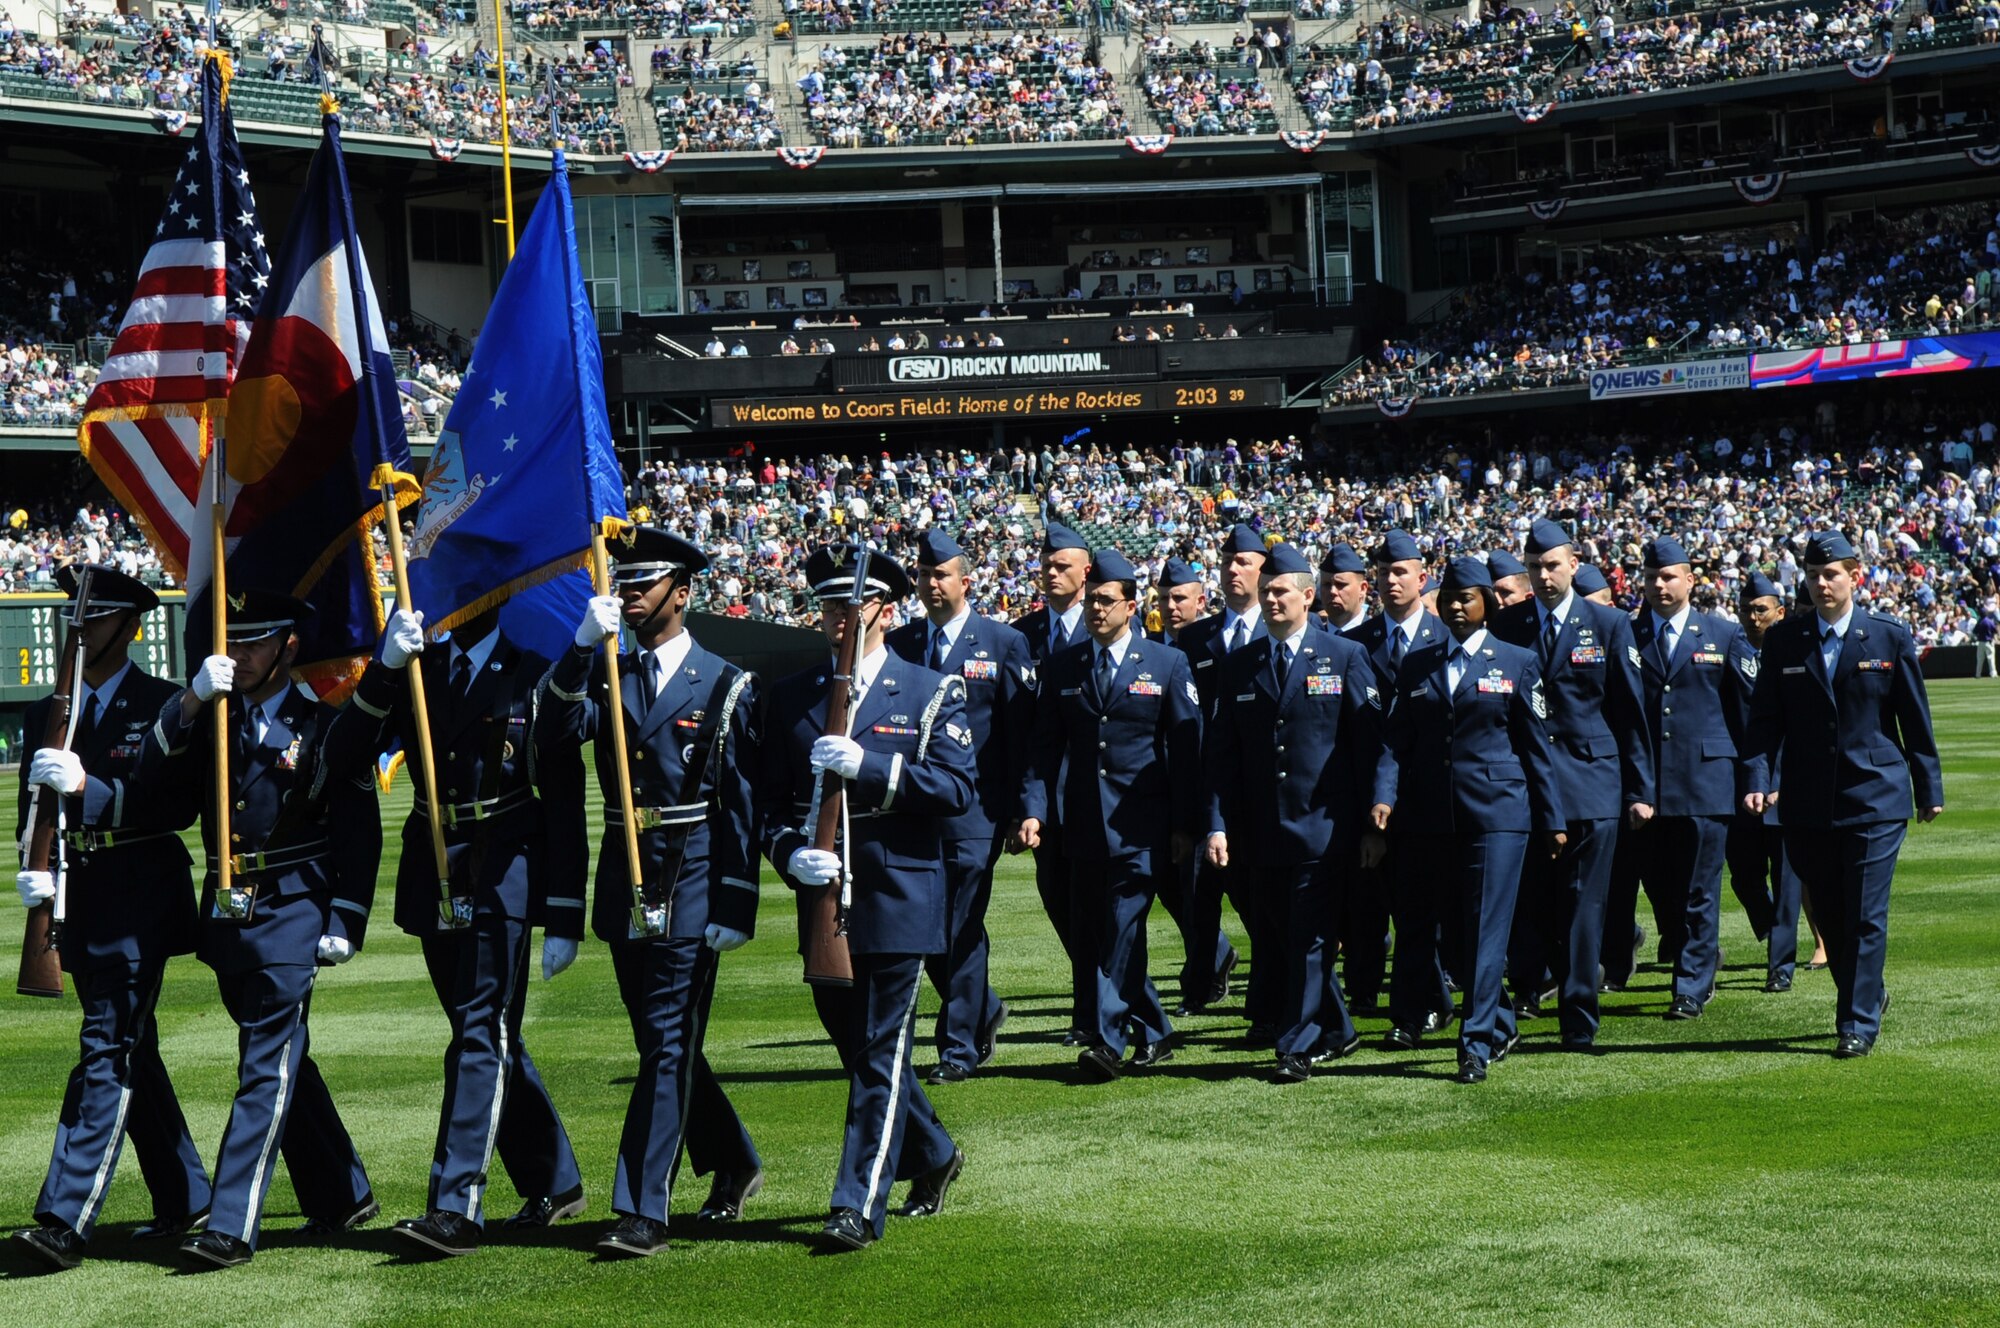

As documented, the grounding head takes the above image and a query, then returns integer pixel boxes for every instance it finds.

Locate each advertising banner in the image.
[1588,357,1750,401]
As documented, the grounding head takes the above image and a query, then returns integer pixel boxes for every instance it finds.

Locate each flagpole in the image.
[209,422,233,901]
[492,0,518,259]
[589,522,646,921]
[378,476,456,925]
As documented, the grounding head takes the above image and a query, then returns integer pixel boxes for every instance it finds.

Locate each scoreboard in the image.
[0,593,185,706]
[712,377,1285,430]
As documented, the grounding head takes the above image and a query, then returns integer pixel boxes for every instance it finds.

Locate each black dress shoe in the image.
[1312,1032,1363,1063]
[1880,991,1892,1018]
[13,1224,84,1272]
[1274,1053,1312,1083]
[1383,1025,1419,1051]
[819,1208,874,1252]
[697,1169,764,1223]
[926,1062,972,1085]
[1060,1028,1090,1048]
[597,1215,669,1258]
[975,1002,1008,1067]
[1535,984,1560,1006]
[1492,1031,1520,1063]
[1454,1056,1487,1084]
[1664,994,1704,1021]
[297,1192,378,1239]
[1243,1021,1279,1047]
[1420,1008,1453,1035]
[133,1206,209,1241]
[1077,1045,1123,1080]
[1129,1036,1177,1070]
[392,1209,480,1258]
[501,1184,587,1229]
[1834,1033,1875,1059]
[1765,973,1793,993]
[1206,949,1239,1007]
[892,1150,963,1218]
[1513,997,1543,1021]
[1561,1036,1599,1054]
[180,1230,254,1269]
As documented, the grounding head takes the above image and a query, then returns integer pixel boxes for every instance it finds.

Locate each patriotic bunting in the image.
[1513,104,1552,124]
[1732,172,1787,206]
[1125,133,1174,155]
[429,137,465,161]
[1527,198,1568,222]
[1279,129,1326,154]
[1966,144,2000,169]
[1844,52,1893,80]
[624,149,675,173]
[152,109,189,136]
[778,144,827,169]
[1377,397,1415,419]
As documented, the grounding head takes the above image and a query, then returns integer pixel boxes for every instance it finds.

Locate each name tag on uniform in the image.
[1127,679,1163,696]
[961,659,997,680]
[1235,692,1257,702]
[1693,651,1725,666]
[1477,677,1515,695]
[1060,686,1082,697]
[1858,658,1894,672]
[1570,646,1605,665]
[871,725,920,736]
[1193,658,1213,669]
[1783,666,1807,674]
[1305,674,1343,696]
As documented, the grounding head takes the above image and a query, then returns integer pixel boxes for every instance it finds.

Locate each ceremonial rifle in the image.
[803,549,864,987]
[16,567,94,997]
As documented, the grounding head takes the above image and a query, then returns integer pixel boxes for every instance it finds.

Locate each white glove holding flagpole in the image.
[29,748,86,795]
[574,596,620,649]
[382,608,426,669]
[192,654,235,702]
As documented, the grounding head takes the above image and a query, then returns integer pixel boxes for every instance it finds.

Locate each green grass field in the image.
[2,681,1997,1326]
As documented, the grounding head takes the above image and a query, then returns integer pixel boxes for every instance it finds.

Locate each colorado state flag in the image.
[404,149,627,663]
[191,110,418,695]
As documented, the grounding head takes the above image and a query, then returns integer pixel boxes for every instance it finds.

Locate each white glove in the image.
[810,735,864,780]
[787,847,841,886]
[382,608,426,669]
[316,934,355,964]
[574,595,620,648]
[29,748,86,795]
[192,654,235,702]
[705,923,750,953]
[542,935,578,980]
[15,871,54,908]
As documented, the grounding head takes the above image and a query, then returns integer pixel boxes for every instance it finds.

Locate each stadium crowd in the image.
[513,0,755,38]
[611,395,2000,652]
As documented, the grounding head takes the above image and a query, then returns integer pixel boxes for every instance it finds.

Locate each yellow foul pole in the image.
[492,0,517,259]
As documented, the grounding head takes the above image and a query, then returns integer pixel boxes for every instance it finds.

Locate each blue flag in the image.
[195,110,418,698]
[406,151,627,663]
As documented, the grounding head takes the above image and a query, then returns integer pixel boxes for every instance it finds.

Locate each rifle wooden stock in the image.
[803,590,860,988]
[16,575,90,998]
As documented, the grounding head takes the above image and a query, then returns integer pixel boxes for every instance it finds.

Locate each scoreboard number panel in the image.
[0,596,185,705]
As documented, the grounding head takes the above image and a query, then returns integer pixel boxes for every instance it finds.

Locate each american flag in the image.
[77,56,270,581]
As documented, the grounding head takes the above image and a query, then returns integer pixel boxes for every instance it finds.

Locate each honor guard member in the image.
[369,600,589,1259]
[1629,537,1752,1021]
[1318,543,1371,635]
[1202,543,1381,1082]
[1743,532,1943,1057]
[542,528,765,1257]
[1146,556,1237,1012]
[1018,548,1202,1079]
[1367,558,1566,1083]
[1008,519,1090,1042]
[886,528,1034,1084]
[1573,564,1616,606]
[759,545,975,1252]
[1493,520,1651,1049]
[11,566,211,1273]
[1725,572,1803,993]
[137,590,391,1268]
[1351,531,1450,1034]
[1176,523,1273,1037]
[1487,551,1534,609]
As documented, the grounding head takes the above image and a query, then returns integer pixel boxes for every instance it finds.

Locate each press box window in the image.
[411,206,484,266]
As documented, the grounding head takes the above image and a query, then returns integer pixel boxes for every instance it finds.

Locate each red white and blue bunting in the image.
[1966,144,2000,169]
[1377,396,1415,419]
[777,144,826,169]
[1513,103,1552,124]
[429,137,465,161]
[1526,198,1568,222]
[624,149,675,173]
[1732,172,1787,206]
[1279,129,1327,154]
[1126,133,1174,155]
[152,109,189,136]
[1844,52,1893,80]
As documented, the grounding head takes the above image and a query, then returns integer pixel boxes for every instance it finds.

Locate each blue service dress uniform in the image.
[1347,609,1449,1013]
[135,682,384,1248]
[1203,625,1381,1059]
[1744,609,1943,1044]
[1179,611,1271,1022]
[539,631,763,1225]
[1491,595,1651,1043]
[759,650,975,1239]
[1013,601,1083,1002]
[17,666,212,1239]
[1630,609,1752,1008]
[1724,633,1802,983]
[1155,620,1238,1008]
[885,610,1034,1073]
[1020,635,1202,1058]
[365,634,585,1223]
[1374,633,1565,1068]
